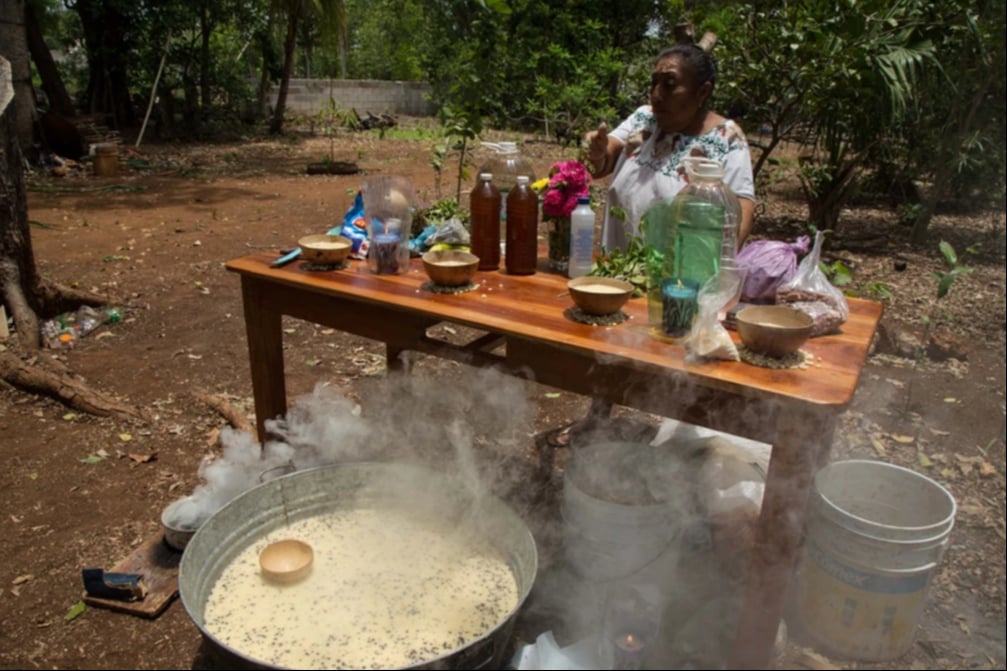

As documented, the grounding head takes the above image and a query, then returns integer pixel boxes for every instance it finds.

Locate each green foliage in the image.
[865,281,893,301]
[819,259,852,287]
[933,240,974,299]
[590,234,656,297]
[436,105,482,203]
[344,0,426,80]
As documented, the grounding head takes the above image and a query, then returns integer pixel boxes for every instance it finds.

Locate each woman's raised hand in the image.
[584,122,609,176]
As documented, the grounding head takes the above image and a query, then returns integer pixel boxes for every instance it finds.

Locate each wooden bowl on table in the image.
[298,234,352,265]
[567,277,634,316]
[422,250,479,286]
[735,305,814,357]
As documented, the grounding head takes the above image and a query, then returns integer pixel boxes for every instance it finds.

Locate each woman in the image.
[585,44,755,252]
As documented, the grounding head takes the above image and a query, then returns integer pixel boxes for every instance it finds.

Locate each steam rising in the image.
[169,364,776,668]
[173,367,536,528]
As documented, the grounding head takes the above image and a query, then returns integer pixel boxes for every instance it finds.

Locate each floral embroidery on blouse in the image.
[635,121,749,177]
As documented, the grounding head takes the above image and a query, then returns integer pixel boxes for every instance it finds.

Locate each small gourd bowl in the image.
[735,305,814,357]
[567,277,634,316]
[259,539,314,584]
[422,250,479,287]
[298,234,352,265]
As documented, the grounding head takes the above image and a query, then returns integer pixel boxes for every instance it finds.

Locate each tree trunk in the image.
[74,0,136,129]
[0,0,35,153]
[2,56,137,420]
[269,0,303,135]
[1,56,42,347]
[24,2,75,117]
[199,1,211,120]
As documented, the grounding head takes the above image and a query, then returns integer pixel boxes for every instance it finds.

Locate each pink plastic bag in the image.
[736,235,810,302]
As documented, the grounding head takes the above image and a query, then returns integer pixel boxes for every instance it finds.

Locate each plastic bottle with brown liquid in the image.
[469,172,501,270]
[505,175,538,275]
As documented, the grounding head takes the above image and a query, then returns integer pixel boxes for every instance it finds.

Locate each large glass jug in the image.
[643,157,741,338]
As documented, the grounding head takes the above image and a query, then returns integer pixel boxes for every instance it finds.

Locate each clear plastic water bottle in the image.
[480,142,535,251]
[643,157,741,336]
[568,196,595,278]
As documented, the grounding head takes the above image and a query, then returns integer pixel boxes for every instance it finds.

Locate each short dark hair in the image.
[655,44,717,93]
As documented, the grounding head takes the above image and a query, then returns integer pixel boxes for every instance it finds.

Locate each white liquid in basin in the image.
[203,507,518,669]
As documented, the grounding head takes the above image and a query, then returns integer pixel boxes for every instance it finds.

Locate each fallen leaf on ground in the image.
[96,448,110,458]
[128,452,157,463]
[205,427,220,448]
[943,397,957,403]
[64,601,86,622]
[62,413,77,421]
[870,435,887,456]
[795,648,839,669]
[12,574,33,585]
[979,460,997,477]
[892,434,915,443]
[80,455,103,464]
[918,451,933,467]
[118,433,132,442]
[544,392,561,399]
[928,427,951,437]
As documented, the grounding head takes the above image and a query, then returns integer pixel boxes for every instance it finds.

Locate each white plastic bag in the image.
[685,262,747,361]
[775,230,848,336]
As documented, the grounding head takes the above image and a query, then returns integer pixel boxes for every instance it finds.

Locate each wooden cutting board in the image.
[82,531,181,618]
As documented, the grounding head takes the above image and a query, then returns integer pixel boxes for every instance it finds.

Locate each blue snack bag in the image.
[340,191,370,259]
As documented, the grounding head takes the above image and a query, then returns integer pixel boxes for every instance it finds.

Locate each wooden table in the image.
[226,253,883,668]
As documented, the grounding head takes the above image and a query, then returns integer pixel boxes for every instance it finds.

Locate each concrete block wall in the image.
[268,79,438,117]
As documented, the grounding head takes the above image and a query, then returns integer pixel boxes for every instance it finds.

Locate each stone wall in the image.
[267,79,437,117]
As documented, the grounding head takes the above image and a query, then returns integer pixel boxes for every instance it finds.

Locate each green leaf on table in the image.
[65,601,86,622]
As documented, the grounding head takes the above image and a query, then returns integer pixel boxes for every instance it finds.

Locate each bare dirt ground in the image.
[1,117,1004,670]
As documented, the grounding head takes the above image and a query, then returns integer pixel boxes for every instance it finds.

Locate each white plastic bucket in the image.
[562,442,687,581]
[797,459,956,661]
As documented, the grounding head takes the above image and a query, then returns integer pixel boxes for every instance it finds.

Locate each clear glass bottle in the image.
[643,157,741,337]
[469,172,501,270]
[505,175,538,275]
[568,196,595,278]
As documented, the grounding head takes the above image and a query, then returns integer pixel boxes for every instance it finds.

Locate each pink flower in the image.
[541,160,591,219]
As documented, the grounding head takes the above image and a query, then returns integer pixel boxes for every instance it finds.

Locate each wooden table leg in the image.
[729,405,837,668]
[241,277,287,442]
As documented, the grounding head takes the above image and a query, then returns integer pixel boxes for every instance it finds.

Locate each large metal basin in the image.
[179,461,538,669]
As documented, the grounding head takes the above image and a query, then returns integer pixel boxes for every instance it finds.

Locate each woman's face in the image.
[649,54,710,134]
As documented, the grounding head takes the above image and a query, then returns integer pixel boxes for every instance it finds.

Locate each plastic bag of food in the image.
[736,235,810,302]
[339,191,369,259]
[775,231,848,336]
[686,263,747,361]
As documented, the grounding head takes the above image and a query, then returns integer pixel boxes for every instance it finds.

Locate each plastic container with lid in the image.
[568,196,595,278]
[479,142,535,226]
[642,157,741,336]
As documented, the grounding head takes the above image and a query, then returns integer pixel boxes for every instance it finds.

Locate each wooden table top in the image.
[227,253,883,409]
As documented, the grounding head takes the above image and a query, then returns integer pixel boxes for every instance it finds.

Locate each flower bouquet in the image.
[532,160,591,273]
